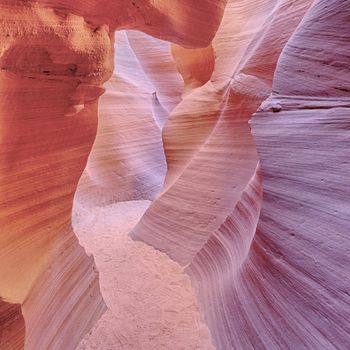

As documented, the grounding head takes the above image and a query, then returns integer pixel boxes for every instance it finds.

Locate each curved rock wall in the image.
[74,31,170,209]
[1,0,349,349]
[131,0,313,265]
[0,1,226,349]
[0,5,112,349]
[131,0,350,349]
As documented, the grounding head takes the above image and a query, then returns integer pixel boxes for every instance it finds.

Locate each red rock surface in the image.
[1,0,349,349]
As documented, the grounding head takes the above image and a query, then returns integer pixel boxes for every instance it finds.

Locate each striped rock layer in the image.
[0,1,225,349]
[1,0,349,349]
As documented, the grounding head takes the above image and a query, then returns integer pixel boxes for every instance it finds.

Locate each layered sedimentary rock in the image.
[131,0,350,349]
[1,0,350,349]
[0,5,112,349]
[0,300,24,349]
[0,1,226,349]
[131,0,313,264]
[74,31,169,209]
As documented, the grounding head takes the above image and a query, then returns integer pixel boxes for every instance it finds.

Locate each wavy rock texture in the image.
[0,1,226,349]
[0,300,24,350]
[131,0,313,264]
[0,1,223,349]
[247,1,350,348]
[0,5,112,349]
[1,0,350,349]
[74,31,169,209]
[131,0,350,349]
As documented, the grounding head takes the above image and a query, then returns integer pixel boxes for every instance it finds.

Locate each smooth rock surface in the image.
[0,1,225,348]
[1,0,350,349]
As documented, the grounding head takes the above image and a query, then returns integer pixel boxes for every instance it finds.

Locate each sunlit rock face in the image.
[0,5,112,349]
[0,1,226,349]
[1,0,349,349]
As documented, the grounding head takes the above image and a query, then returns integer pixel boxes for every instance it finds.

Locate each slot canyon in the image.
[0,0,349,349]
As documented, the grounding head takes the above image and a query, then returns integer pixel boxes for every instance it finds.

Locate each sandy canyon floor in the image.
[73,200,213,350]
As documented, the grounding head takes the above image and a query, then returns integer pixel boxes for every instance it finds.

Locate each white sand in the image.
[74,200,214,350]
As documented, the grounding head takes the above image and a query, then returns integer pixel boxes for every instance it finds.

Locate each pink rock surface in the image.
[75,32,168,208]
[131,0,350,349]
[74,200,214,350]
[0,1,225,348]
[1,0,350,349]
[131,0,313,265]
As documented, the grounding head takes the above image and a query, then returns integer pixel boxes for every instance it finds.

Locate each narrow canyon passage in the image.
[1,1,349,349]
[73,200,213,350]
